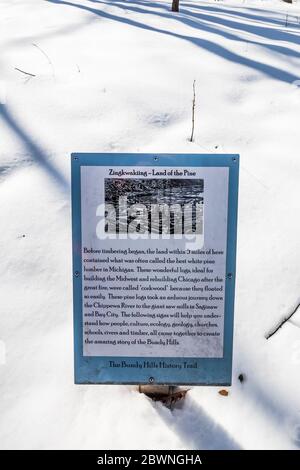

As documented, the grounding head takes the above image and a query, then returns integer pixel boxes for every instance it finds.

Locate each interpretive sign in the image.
[71,154,239,385]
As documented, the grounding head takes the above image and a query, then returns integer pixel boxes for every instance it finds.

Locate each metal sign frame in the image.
[71,153,239,385]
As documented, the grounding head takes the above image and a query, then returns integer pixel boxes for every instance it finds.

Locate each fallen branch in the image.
[14,67,36,77]
[266,300,300,339]
[32,43,55,76]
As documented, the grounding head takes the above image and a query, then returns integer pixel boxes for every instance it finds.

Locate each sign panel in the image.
[71,154,239,385]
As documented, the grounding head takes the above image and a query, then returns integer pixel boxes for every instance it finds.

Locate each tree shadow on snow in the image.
[45,0,300,84]
[182,1,297,28]
[232,347,300,449]
[153,375,300,449]
[153,394,242,450]
[99,0,300,59]
[1,16,94,49]
[0,104,69,192]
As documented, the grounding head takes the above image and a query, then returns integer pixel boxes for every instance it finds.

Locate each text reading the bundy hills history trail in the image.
[80,165,229,358]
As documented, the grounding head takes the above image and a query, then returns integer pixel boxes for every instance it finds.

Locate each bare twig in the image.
[14,67,36,77]
[266,300,300,339]
[32,43,55,76]
[190,79,196,142]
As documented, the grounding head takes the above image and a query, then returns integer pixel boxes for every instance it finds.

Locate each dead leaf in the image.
[218,389,229,397]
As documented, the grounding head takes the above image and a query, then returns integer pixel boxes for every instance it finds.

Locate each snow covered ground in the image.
[1,0,300,450]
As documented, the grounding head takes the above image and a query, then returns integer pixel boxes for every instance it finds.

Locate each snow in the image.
[1,0,300,450]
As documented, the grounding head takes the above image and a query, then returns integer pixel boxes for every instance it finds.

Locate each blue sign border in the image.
[71,154,239,385]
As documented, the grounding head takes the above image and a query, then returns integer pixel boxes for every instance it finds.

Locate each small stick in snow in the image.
[190,79,196,142]
[266,300,300,339]
[14,67,36,77]
[32,43,55,77]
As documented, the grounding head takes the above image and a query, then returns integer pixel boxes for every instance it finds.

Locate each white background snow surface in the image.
[0,0,300,450]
